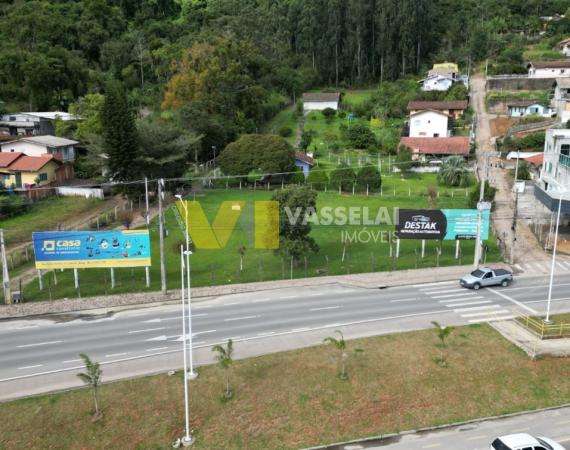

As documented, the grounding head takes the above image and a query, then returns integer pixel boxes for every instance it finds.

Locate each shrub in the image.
[330,164,356,192]
[321,108,336,122]
[345,123,376,149]
[469,181,497,209]
[278,127,293,137]
[307,169,329,190]
[356,165,381,192]
[289,167,306,184]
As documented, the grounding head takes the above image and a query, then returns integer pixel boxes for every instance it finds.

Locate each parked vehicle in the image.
[460,267,513,290]
[490,433,565,450]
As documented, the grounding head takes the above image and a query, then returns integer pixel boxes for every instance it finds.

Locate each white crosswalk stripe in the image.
[453,304,502,313]
[460,309,510,318]
[438,296,485,303]
[431,292,475,299]
[468,315,515,323]
[445,300,492,307]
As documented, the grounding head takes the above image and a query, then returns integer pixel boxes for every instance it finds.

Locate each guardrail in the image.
[516,311,570,339]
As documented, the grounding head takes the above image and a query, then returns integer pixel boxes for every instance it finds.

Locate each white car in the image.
[490,433,565,450]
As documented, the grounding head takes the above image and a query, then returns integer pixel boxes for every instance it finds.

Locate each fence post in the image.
[38,270,43,291]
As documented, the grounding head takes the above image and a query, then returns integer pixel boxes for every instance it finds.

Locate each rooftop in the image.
[2,135,79,147]
[21,112,78,121]
[302,92,340,103]
[399,136,470,155]
[555,77,570,88]
[295,152,315,166]
[506,100,545,107]
[407,100,468,111]
[0,152,23,168]
[8,154,59,172]
[529,60,570,69]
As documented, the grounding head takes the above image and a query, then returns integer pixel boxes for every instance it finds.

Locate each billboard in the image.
[33,230,151,269]
[395,209,490,240]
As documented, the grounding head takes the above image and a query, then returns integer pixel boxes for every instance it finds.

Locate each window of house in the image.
[38,173,48,182]
[561,144,570,156]
[413,120,420,126]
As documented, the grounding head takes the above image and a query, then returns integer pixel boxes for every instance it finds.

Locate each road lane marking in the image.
[421,444,441,448]
[423,289,465,295]
[251,298,273,303]
[257,331,275,336]
[224,315,258,322]
[146,347,168,352]
[128,327,166,334]
[461,309,509,317]
[292,328,310,332]
[488,288,538,314]
[453,305,501,313]
[414,281,454,288]
[445,300,492,307]
[468,315,514,323]
[466,435,486,441]
[18,365,43,370]
[390,297,421,303]
[62,359,82,364]
[224,302,241,306]
[224,336,241,340]
[309,306,341,311]
[526,296,570,304]
[280,295,297,299]
[438,296,485,303]
[17,340,63,348]
[105,353,127,358]
[308,293,324,297]
[431,292,475,299]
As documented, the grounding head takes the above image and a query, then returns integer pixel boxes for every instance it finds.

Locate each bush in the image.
[321,108,336,122]
[469,181,497,209]
[289,167,306,184]
[330,164,356,192]
[300,130,316,151]
[278,126,293,137]
[345,123,376,149]
[356,165,382,192]
[338,110,347,119]
[307,169,329,190]
[0,195,29,219]
[395,146,415,173]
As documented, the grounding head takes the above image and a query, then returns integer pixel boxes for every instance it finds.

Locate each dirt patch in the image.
[490,117,513,137]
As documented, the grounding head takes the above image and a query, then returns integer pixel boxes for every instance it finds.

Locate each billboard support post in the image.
[0,229,11,304]
[37,270,43,291]
[396,239,400,258]
[145,266,150,288]
[110,268,115,289]
[421,239,425,258]
[74,269,79,290]
[455,240,460,259]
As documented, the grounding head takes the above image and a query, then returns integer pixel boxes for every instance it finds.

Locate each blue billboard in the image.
[33,230,151,269]
[395,209,490,240]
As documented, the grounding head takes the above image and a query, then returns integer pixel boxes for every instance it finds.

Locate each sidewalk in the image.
[0,263,511,319]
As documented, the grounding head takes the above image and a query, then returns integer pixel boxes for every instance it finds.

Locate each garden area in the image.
[2,324,570,449]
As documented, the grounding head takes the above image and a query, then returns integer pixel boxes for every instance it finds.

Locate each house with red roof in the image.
[398,137,470,160]
[0,152,69,188]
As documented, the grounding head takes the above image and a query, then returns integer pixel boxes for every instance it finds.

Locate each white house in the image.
[0,112,77,136]
[0,135,79,162]
[418,74,453,92]
[302,93,340,112]
[534,128,570,214]
[506,101,553,118]
[560,37,570,56]
[552,78,570,123]
[528,60,570,78]
[409,110,449,138]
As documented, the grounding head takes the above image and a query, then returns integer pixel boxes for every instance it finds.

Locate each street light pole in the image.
[179,246,193,447]
[545,186,565,323]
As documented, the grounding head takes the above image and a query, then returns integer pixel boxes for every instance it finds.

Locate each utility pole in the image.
[510,155,520,264]
[158,178,167,294]
[1,229,11,304]
[474,154,494,268]
[144,177,150,226]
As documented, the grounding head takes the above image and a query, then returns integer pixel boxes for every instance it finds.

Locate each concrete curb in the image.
[0,263,513,320]
[301,402,570,450]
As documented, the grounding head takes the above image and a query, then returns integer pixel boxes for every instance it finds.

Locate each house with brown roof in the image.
[528,60,570,78]
[0,152,71,188]
[302,93,340,113]
[294,152,315,178]
[407,100,468,119]
[398,137,470,160]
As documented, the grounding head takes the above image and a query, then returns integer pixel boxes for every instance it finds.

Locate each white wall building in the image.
[0,112,77,136]
[553,78,570,123]
[535,128,570,214]
[0,135,78,162]
[560,38,570,56]
[409,110,449,138]
[419,75,453,92]
[302,93,340,112]
[528,61,570,78]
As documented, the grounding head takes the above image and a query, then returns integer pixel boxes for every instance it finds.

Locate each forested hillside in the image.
[0,0,568,163]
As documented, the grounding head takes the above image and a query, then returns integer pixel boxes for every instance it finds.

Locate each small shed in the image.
[294,152,315,178]
[506,101,553,118]
[302,93,340,112]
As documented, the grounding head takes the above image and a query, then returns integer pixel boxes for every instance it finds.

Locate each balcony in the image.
[560,153,570,167]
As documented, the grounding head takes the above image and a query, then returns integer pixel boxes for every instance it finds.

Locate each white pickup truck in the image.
[460,267,513,290]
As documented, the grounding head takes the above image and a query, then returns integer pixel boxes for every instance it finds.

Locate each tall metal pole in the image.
[545,193,563,323]
[179,246,193,446]
[1,229,11,304]
[511,155,520,264]
[144,177,150,226]
[158,178,167,294]
[474,158,487,268]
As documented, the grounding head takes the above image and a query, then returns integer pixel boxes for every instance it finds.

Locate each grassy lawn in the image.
[517,312,570,339]
[0,196,103,248]
[2,324,570,449]
[262,104,298,145]
[19,187,499,302]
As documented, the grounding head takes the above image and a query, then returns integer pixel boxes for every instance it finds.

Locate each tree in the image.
[431,321,454,366]
[344,123,376,149]
[356,165,381,192]
[69,93,105,141]
[101,81,139,187]
[516,161,532,181]
[211,339,234,398]
[330,164,356,192]
[289,167,306,184]
[321,107,336,122]
[396,146,415,174]
[469,181,497,209]
[323,330,348,380]
[299,130,316,151]
[77,353,103,418]
[437,156,473,187]
[272,186,319,261]
[307,168,329,190]
[218,134,295,177]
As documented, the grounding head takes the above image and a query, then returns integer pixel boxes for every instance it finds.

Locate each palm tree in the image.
[212,339,234,398]
[323,330,348,380]
[77,353,103,418]
[431,321,455,365]
[437,156,472,187]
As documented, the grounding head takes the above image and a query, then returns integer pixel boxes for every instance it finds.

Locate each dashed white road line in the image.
[128,327,166,334]
[308,293,324,297]
[466,435,487,441]
[105,353,127,358]
[146,347,168,352]
[223,315,258,322]
[390,297,421,303]
[257,331,275,336]
[18,365,43,370]
[280,295,298,299]
[309,306,342,311]
[224,302,241,306]
[17,340,63,348]
[62,359,82,364]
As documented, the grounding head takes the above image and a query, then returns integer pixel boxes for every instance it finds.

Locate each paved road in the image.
[1,272,570,400]
[342,406,570,450]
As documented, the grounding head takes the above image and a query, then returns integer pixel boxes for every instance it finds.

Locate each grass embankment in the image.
[20,188,499,301]
[1,324,569,449]
[0,196,102,248]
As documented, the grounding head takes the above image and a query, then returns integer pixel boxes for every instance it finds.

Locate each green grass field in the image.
[2,324,569,449]
[19,186,499,302]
